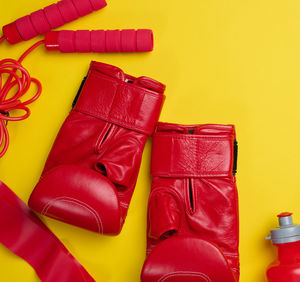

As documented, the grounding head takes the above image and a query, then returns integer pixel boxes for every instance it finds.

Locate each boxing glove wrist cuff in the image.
[74,61,165,136]
[151,133,235,178]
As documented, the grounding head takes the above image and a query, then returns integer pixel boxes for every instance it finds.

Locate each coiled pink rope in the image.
[0,40,43,157]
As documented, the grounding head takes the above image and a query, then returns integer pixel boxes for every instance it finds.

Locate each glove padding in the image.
[29,61,165,234]
[141,122,239,282]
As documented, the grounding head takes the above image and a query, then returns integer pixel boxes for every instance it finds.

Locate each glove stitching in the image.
[153,135,232,141]
[152,172,231,177]
[74,107,152,136]
[41,196,103,234]
[158,271,212,282]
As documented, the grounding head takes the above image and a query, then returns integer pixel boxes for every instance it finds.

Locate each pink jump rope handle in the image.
[2,0,107,44]
[45,29,154,52]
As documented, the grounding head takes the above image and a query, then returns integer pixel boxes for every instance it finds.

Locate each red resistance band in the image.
[0,180,95,282]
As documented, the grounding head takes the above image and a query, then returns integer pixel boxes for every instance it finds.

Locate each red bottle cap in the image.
[278,212,293,218]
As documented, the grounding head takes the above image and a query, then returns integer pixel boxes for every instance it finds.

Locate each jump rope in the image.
[0,0,153,157]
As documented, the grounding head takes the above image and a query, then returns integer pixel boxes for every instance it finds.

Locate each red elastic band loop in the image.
[0,180,95,282]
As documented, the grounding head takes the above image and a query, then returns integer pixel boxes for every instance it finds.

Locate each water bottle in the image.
[266,212,300,282]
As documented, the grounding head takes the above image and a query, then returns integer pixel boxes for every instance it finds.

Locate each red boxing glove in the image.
[141,122,239,282]
[29,61,165,235]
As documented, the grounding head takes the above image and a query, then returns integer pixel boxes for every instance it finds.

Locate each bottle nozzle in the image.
[278,212,293,227]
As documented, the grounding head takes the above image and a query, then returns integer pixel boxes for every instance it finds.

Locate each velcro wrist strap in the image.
[151,134,234,178]
[74,69,165,136]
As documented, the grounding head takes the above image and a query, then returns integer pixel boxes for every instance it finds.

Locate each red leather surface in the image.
[0,180,94,282]
[29,61,165,234]
[141,122,239,282]
[142,236,236,282]
[151,131,233,178]
[44,29,154,53]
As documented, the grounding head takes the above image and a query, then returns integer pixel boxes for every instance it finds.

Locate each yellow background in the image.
[1,0,300,281]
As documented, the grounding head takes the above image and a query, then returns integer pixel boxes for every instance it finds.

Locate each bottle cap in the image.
[266,212,300,244]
